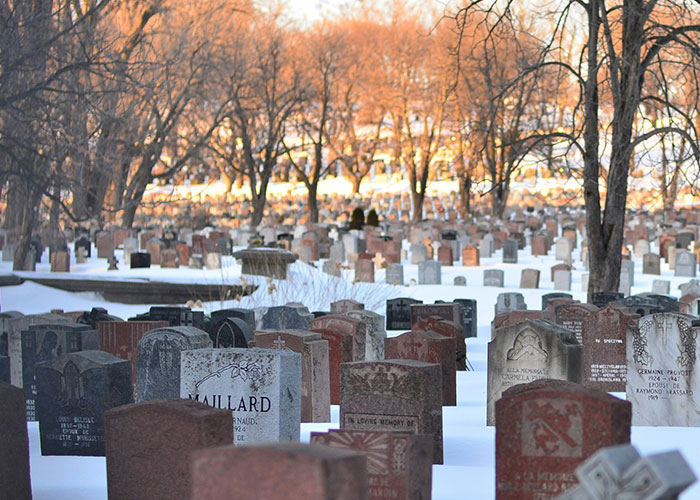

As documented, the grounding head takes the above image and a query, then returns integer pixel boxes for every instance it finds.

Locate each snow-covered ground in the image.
[3,240,700,499]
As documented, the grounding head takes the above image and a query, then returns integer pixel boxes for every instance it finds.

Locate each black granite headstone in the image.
[77,307,123,328]
[591,291,625,308]
[21,323,99,421]
[130,252,151,268]
[130,306,204,330]
[386,298,423,331]
[0,355,9,384]
[36,350,132,456]
[210,308,256,331]
[209,318,251,348]
[261,305,313,330]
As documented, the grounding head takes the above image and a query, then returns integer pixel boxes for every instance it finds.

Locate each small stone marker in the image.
[255,329,330,423]
[386,298,422,331]
[136,326,212,402]
[181,347,301,443]
[553,444,696,500]
[385,263,404,285]
[105,399,233,500]
[675,251,697,277]
[191,442,369,500]
[643,253,661,275]
[652,279,671,295]
[340,359,443,464]
[385,330,456,406]
[487,319,583,425]
[36,350,133,456]
[484,269,505,287]
[0,381,31,500]
[495,379,631,500]
[627,312,700,426]
[311,429,432,500]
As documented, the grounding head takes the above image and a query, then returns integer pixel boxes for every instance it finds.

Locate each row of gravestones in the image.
[4,372,697,500]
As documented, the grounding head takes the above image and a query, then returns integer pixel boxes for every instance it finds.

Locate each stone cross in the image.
[372,252,386,269]
[431,241,441,257]
[554,444,696,500]
[329,228,339,242]
[272,335,286,350]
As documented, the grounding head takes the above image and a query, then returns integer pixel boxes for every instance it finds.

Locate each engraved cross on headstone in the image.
[272,335,286,350]
[372,252,386,269]
[554,444,696,500]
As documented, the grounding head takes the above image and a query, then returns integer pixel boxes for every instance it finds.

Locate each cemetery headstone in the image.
[591,292,624,309]
[495,379,631,500]
[340,359,443,464]
[181,347,301,443]
[652,279,671,295]
[255,330,330,423]
[385,263,404,285]
[643,253,661,275]
[555,303,598,344]
[311,429,432,500]
[502,239,518,263]
[487,319,583,425]
[520,269,540,289]
[418,260,441,285]
[484,269,505,287]
[627,313,700,426]
[675,251,697,277]
[331,300,364,315]
[136,326,212,402]
[386,298,423,331]
[105,398,233,500]
[261,305,313,331]
[346,310,387,361]
[36,350,132,456]
[191,442,368,500]
[130,252,151,269]
[495,292,527,316]
[554,269,572,291]
[209,317,252,348]
[0,381,31,500]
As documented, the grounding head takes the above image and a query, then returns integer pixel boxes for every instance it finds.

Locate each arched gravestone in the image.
[209,318,251,348]
[136,326,212,402]
[487,319,583,426]
[36,350,132,456]
[627,313,700,426]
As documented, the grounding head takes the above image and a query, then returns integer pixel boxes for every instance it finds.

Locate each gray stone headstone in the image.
[410,243,428,264]
[627,313,700,426]
[554,269,572,291]
[329,241,345,263]
[385,263,404,285]
[480,235,494,258]
[322,260,342,277]
[346,310,387,361]
[484,269,505,287]
[418,261,441,285]
[209,318,252,348]
[261,306,313,331]
[555,238,573,262]
[494,293,527,316]
[643,253,661,275]
[554,444,696,500]
[454,276,467,286]
[180,348,301,444]
[652,279,671,295]
[675,251,697,278]
[502,240,518,264]
[487,319,583,425]
[136,326,212,402]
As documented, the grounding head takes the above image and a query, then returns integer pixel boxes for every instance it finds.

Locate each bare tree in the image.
[454,0,700,297]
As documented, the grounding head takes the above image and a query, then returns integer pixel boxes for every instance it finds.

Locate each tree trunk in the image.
[411,190,425,221]
[12,193,37,271]
[307,183,319,223]
[459,174,471,218]
[351,175,362,194]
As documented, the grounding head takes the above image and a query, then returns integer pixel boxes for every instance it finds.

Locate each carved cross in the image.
[372,252,386,269]
[272,335,286,350]
[554,444,695,500]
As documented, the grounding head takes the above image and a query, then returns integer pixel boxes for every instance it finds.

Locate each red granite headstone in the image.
[0,381,31,500]
[355,259,375,283]
[146,239,163,266]
[50,251,70,272]
[581,304,639,392]
[105,398,233,500]
[554,303,598,344]
[311,429,432,500]
[437,245,453,266]
[96,232,115,259]
[176,244,191,266]
[385,330,456,406]
[191,442,368,500]
[412,315,466,371]
[96,321,169,397]
[340,360,443,464]
[301,238,319,261]
[311,317,358,404]
[495,379,631,500]
[462,244,480,266]
[192,234,206,255]
[531,236,547,256]
[491,310,545,338]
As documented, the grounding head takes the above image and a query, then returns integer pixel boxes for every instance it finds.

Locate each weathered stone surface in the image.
[331,300,364,315]
[555,303,598,344]
[233,248,297,279]
[181,348,301,443]
[0,381,31,500]
[255,329,330,423]
[346,310,386,362]
[105,398,233,500]
[340,360,443,464]
[627,313,700,426]
[262,305,314,331]
[311,429,432,500]
[495,293,527,316]
[553,444,696,500]
[492,310,545,338]
[418,261,441,285]
[520,269,540,289]
[484,269,505,287]
[581,305,638,392]
[36,350,132,456]
[385,330,456,406]
[496,379,631,500]
[191,442,369,500]
[386,298,422,331]
[136,326,212,402]
[487,319,583,426]
[20,323,99,420]
[208,317,252,348]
